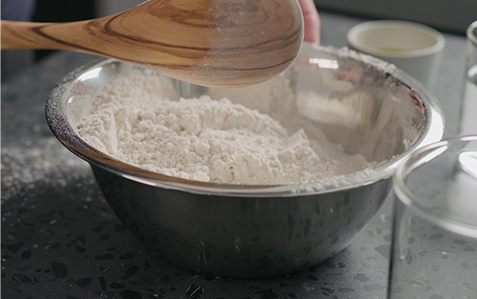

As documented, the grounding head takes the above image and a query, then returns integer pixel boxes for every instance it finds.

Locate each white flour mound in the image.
[76,71,377,185]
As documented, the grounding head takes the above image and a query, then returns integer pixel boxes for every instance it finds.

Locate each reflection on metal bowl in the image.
[46,43,445,278]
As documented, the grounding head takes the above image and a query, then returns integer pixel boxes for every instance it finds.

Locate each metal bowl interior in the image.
[46,43,445,278]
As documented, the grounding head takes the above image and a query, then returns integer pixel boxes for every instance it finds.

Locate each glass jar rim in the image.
[467,20,477,45]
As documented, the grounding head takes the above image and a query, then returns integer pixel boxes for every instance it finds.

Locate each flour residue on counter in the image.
[76,71,378,185]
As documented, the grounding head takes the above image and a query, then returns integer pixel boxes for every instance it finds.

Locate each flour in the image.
[76,70,378,185]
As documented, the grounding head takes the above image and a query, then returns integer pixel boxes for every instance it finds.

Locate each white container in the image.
[347,20,446,89]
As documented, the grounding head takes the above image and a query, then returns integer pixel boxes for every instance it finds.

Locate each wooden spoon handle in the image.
[1,20,90,51]
[0,16,212,70]
[1,16,202,70]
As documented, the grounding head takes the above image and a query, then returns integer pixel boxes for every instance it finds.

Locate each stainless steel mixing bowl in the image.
[46,43,445,278]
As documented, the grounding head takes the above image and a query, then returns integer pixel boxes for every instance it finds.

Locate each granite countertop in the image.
[1,11,467,299]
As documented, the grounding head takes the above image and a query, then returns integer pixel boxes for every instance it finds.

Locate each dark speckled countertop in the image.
[2,12,467,299]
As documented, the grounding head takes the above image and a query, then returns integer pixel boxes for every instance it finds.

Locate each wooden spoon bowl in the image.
[1,0,304,87]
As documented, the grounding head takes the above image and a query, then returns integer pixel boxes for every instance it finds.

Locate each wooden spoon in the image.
[1,0,304,88]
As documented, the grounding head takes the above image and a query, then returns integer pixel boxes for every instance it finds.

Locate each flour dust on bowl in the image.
[46,43,445,278]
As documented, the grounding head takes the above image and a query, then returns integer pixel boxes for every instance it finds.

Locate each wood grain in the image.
[1,0,304,87]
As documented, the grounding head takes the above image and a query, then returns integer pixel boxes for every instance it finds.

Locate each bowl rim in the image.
[46,43,445,197]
